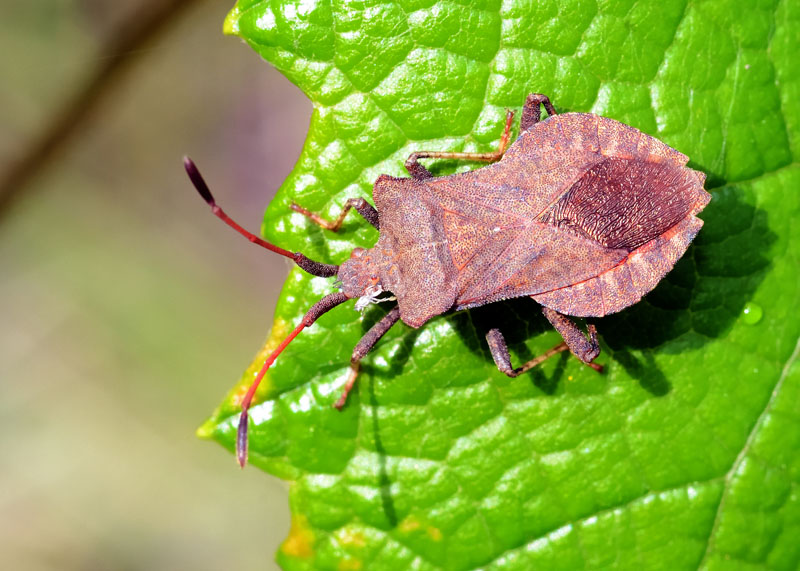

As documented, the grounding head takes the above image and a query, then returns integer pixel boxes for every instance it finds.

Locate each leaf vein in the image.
[696,332,800,568]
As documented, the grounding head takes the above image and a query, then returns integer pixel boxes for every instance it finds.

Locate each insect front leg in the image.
[541,307,603,371]
[291,197,379,231]
[520,93,557,132]
[333,306,402,409]
[404,109,515,179]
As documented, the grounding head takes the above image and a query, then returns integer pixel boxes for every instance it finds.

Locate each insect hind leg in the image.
[486,328,569,377]
[404,109,515,179]
[486,305,603,377]
[541,307,603,371]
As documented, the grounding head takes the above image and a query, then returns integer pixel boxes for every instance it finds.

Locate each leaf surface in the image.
[200,0,800,568]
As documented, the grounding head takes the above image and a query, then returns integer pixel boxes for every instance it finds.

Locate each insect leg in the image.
[541,307,603,372]
[333,306,402,409]
[291,197,379,231]
[520,93,557,132]
[404,109,515,179]
[486,328,570,377]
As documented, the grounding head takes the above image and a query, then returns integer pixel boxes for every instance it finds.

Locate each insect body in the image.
[185,94,710,467]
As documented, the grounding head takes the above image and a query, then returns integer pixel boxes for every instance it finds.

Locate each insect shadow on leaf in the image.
[600,185,773,352]
[367,374,399,528]
[292,213,335,262]
[354,305,420,527]
[609,348,671,396]
[592,184,773,396]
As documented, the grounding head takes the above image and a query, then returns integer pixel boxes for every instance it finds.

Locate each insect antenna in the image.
[235,291,350,467]
[183,157,339,278]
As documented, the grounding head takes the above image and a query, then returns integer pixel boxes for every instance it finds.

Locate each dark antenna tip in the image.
[183,156,216,206]
[236,410,249,468]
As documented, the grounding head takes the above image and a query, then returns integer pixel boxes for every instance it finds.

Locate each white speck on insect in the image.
[355,285,396,312]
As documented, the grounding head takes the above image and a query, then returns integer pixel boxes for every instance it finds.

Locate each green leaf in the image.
[201,0,800,568]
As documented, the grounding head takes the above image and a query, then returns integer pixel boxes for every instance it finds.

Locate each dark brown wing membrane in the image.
[538,157,700,251]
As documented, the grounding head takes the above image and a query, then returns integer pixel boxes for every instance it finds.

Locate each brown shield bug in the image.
[185,93,710,467]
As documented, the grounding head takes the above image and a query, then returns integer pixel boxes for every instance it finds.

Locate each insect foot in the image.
[186,92,709,467]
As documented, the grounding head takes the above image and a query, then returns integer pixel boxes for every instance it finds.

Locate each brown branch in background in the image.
[0,0,202,220]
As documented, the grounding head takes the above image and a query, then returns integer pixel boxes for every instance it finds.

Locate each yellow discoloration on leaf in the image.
[196,318,291,439]
[233,316,290,405]
[338,559,363,571]
[336,527,367,548]
[399,516,442,542]
[280,514,315,559]
[222,6,239,36]
[427,526,443,542]
[398,515,421,533]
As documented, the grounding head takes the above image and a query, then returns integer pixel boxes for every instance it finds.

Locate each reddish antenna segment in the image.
[235,291,350,467]
[183,157,339,278]
[183,157,351,466]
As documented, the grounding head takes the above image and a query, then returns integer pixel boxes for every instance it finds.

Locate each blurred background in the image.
[0,2,309,569]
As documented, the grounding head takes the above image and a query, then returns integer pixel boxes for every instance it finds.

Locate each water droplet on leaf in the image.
[741,302,763,325]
